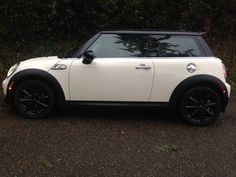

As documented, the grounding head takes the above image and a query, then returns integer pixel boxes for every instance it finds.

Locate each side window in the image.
[149,35,203,57]
[87,34,148,58]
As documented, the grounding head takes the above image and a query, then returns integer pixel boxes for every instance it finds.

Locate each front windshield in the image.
[57,33,105,58]
[58,43,85,59]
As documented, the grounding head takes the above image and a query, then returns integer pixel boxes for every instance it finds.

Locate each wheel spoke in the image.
[185,105,199,109]
[202,108,214,116]
[22,89,32,97]
[19,98,33,102]
[189,96,199,104]
[39,95,49,100]
[36,100,48,108]
[204,102,216,107]
[189,108,200,117]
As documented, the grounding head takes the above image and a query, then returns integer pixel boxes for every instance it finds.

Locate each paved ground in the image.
[0,93,236,177]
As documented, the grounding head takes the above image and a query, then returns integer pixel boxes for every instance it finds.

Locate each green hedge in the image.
[0,0,235,47]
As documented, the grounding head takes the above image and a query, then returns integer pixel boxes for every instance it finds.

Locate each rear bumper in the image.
[225,83,231,98]
[222,83,231,112]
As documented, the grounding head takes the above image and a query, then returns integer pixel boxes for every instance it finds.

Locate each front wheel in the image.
[14,80,55,118]
[180,87,221,126]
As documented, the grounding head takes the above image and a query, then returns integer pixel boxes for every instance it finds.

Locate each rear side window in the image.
[149,35,204,57]
[88,34,148,58]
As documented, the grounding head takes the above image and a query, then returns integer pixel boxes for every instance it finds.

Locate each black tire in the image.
[13,80,55,118]
[180,87,221,126]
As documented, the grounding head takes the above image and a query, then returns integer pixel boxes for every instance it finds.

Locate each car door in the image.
[69,33,154,102]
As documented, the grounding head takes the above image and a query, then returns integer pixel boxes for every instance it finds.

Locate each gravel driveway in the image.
[0,93,236,177]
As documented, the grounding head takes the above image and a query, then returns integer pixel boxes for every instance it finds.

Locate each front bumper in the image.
[2,78,12,104]
[2,78,9,96]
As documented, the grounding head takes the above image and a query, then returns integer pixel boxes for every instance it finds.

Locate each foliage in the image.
[0,0,235,47]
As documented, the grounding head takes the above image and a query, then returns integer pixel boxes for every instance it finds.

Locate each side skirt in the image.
[66,101,169,109]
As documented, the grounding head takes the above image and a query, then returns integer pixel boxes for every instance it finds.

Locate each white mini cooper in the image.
[2,31,231,125]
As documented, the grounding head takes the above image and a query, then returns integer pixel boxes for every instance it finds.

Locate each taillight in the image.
[222,62,227,79]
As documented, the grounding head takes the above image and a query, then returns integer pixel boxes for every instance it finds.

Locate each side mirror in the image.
[82,51,95,64]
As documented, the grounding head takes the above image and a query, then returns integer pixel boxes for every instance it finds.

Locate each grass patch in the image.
[41,160,53,168]
[159,144,178,153]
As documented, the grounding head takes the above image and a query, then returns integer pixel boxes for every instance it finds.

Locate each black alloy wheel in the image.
[180,87,221,126]
[14,80,55,118]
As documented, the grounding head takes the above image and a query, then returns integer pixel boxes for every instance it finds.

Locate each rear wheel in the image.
[180,87,221,126]
[14,80,55,118]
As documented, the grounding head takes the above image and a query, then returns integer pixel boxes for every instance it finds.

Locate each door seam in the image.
[148,58,156,102]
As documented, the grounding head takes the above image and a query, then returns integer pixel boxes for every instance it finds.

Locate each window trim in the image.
[148,34,206,58]
[75,32,211,59]
[197,36,214,57]
[81,33,150,58]
[74,33,102,58]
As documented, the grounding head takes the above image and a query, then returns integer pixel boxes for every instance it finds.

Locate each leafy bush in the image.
[0,0,235,46]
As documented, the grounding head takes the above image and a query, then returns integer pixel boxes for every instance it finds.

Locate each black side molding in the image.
[5,69,66,107]
[169,74,229,112]
[67,101,169,107]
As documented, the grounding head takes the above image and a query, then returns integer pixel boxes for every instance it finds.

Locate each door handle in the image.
[135,64,151,70]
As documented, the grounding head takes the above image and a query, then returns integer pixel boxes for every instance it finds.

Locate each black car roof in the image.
[100,30,205,36]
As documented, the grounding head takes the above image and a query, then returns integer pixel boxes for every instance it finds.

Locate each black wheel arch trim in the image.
[169,74,229,112]
[5,69,66,107]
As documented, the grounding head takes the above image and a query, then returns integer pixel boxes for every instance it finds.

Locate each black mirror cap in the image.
[82,51,95,64]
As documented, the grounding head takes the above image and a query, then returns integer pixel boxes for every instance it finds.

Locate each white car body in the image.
[2,56,231,101]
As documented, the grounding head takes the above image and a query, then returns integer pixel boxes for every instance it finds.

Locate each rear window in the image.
[149,35,204,57]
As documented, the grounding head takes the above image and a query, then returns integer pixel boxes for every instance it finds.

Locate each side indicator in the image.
[51,64,67,70]
[8,81,15,91]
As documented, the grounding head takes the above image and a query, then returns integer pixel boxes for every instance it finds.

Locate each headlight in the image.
[7,63,20,78]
